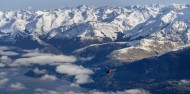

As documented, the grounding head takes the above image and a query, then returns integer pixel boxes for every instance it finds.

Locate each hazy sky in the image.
[0,0,190,10]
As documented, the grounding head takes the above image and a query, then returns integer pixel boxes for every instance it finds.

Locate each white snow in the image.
[0,5,165,40]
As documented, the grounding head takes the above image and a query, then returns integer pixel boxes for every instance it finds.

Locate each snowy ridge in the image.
[107,4,190,62]
[0,5,161,40]
[47,21,122,40]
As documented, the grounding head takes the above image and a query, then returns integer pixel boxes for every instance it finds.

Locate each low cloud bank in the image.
[34,88,150,94]
[11,54,77,67]
[1,48,78,67]
[0,46,19,56]
[21,49,47,57]
[0,51,19,56]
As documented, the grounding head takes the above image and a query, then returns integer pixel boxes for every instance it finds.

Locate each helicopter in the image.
[105,66,116,74]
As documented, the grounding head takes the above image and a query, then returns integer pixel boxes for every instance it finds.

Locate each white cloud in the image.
[22,48,40,53]
[56,64,93,84]
[34,88,150,94]
[22,51,48,57]
[33,68,47,74]
[180,80,190,85]
[79,56,94,61]
[34,88,62,94]
[34,88,87,94]
[70,83,80,87]
[56,64,93,76]
[11,55,77,67]
[10,49,77,67]
[0,56,12,64]
[9,83,26,90]
[75,74,93,84]
[0,46,18,56]
[89,89,150,94]
[119,89,150,94]
[0,51,19,56]
[22,52,47,57]
[40,74,57,81]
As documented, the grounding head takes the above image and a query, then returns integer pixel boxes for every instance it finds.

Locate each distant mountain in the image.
[1,4,190,62]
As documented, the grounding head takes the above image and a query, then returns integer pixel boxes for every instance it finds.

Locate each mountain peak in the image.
[0,4,189,43]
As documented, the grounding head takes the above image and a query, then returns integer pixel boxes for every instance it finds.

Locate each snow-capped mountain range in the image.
[1,4,190,62]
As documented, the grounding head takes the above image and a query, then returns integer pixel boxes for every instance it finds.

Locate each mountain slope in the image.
[1,4,190,62]
[83,47,190,94]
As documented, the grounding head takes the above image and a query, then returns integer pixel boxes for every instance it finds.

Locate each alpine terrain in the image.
[1,4,190,94]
